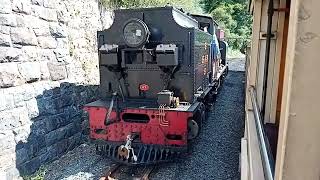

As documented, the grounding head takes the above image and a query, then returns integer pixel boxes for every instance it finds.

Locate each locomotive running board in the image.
[215,65,228,81]
[208,65,228,95]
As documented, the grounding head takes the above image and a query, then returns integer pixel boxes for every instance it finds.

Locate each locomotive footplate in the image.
[93,140,187,165]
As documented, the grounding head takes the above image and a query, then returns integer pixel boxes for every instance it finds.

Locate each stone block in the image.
[11,27,38,46]
[18,62,41,83]
[32,80,60,98]
[16,14,32,27]
[68,132,82,150]
[38,146,56,163]
[39,49,56,61]
[6,48,23,61]
[0,63,25,88]
[2,167,21,180]
[45,122,72,145]
[47,62,67,81]
[44,113,66,132]
[0,47,23,63]
[0,14,17,27]
[65,64,85,83]
[25,134,45,156]
[59,82,74,94]
[12,0,32,15]
[31,119,47,135]
[0,25,10,34]
[0,107,30,131]
[63,105,81,120]
[12,124,31,143]
[9,84,35,106]
[49,23,67,38]
[51,138,69,156]
[17,157,40,175]
[29,16,48,29]
[0,149,16,171]
[31,82,47,98]
[31,0,43,6]
[33,25,51,36]
[32,6,57,22]
[56,38,68,49]
[0,131,15,152]
[69,116,81,133]
[15,15,41,29]
[0,33,11,46]
[0,0,12,14]
[39,61,50,80]
[16,147,30,165]
[0,90,15,111]
[54,48,68,58]
[21,46,39,62]
[81,118,89,136]
[37,36,57,49]
[37,96,60,115]
[57,7,70,23]
[57,55,72,63]
[43,83,61,98]
[56,95,73,109]
[25,98,39,118]
[43,0,58,9]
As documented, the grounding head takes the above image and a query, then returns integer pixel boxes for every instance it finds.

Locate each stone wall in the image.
[0,0,112,178]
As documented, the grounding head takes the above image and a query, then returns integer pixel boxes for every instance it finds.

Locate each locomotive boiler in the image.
[84,6,228,165]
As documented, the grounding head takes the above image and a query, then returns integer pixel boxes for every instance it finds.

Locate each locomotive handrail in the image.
[249,86,275,180]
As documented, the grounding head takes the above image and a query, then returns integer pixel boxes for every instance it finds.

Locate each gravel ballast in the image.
[228,58,246,72]
[40,59,246,180]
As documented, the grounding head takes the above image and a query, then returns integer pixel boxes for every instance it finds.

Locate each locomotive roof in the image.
[191,14,219,27]
[114,6,199,29]
[114,6,216,28]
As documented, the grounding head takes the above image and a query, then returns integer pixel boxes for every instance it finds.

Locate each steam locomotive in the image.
[84,6,228,165]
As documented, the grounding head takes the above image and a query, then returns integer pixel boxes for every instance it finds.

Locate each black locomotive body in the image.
[85,6,228,165]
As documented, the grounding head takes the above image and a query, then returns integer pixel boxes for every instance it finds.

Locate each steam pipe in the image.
[261,0,274,119]
[250,86,275,180]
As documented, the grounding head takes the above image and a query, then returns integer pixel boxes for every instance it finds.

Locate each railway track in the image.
[100,164,156,180]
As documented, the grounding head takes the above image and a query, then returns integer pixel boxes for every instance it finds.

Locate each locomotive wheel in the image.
[215,79,221,93]
[187,119,199,140]
[224,66,229,76]
[203,106,209,121]
[199,104,207,123]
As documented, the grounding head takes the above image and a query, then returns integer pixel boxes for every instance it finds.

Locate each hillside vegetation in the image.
[101,0,202,13]
[200,0,252,51]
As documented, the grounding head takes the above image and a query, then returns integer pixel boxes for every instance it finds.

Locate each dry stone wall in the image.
[0,0,112,178]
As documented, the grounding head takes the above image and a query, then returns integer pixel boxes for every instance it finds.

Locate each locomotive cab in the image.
[84,6,228,165]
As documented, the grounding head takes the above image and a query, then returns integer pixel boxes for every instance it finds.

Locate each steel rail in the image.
[249,86,275,180]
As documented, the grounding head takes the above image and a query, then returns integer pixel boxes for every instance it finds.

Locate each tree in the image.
[100,0,251,50]
[200,0,252,50]
[101,0,202,14]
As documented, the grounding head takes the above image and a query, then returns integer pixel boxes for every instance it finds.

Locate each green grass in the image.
[227,48,245,59]
[22,167,46,180]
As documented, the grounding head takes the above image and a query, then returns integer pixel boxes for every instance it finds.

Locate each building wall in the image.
[0,0,112,178]
[275,0,320,179]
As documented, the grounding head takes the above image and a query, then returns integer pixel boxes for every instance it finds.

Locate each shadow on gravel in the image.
[14,82,98,177]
